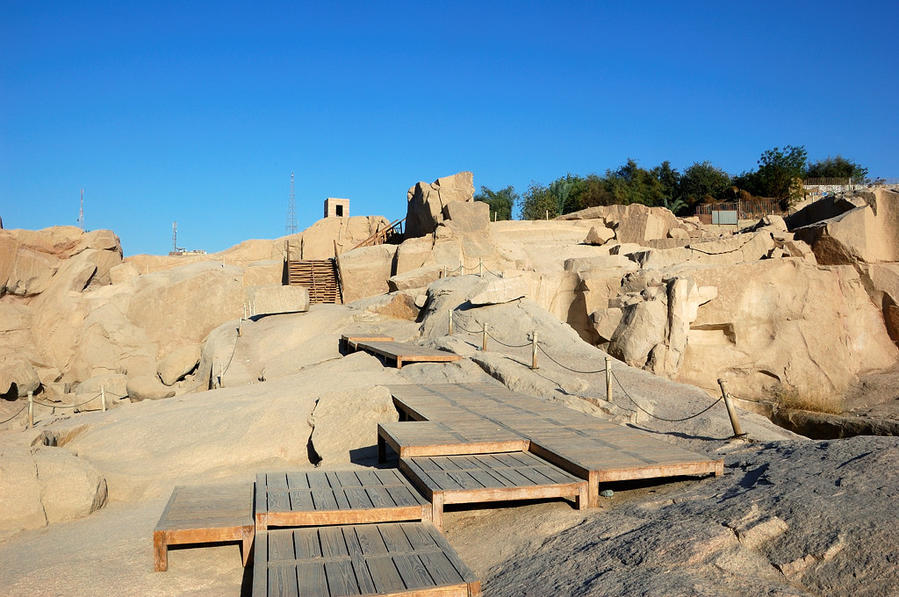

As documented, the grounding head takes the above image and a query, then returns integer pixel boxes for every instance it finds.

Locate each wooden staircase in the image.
[286,259,342,304]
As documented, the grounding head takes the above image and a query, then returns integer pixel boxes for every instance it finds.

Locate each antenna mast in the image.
[78,188,85,230]
[172,221,178,253]
[286,172,297,235]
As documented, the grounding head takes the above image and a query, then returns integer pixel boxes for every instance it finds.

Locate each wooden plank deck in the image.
[388,383,724,508]
[351,341,463,369]
[255,470,430,530]
[399,452,587,530]
[340,334,395,353]
[378,421,528,461]
[253,522,481,597]
[153,483,254,572]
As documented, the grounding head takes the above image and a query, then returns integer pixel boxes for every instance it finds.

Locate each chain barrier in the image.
[0,404,28,425]
[610,369,723,422]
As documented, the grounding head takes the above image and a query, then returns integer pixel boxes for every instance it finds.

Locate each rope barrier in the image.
[0,404,28,425]
[485,330,531,348]
[610,369,723,422]
[34,393,104,410]
[536,343,607,374]
[447,309,726,423]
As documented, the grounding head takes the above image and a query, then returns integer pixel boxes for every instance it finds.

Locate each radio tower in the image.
[286,172,297,235]
[172,221,178,253]
[78,188,85,230]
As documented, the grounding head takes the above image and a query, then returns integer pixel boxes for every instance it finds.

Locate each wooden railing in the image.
[352,217,406,250]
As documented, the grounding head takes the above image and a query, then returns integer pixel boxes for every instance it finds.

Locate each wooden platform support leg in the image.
[587,471,600,509]
[431,493,445,531]
[377,434,387,463]
[576,482,589,510]
[241,526,254,566]
[153,531,167,572]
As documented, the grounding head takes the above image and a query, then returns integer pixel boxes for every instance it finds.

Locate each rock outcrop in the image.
[404,171,475,238]
[793,189,899,265]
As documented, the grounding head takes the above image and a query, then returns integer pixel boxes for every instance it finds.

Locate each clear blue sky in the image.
[2,1,896,256]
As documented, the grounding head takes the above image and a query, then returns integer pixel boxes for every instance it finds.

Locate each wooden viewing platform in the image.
[153,483,254,572]
[388,383,724,507]
[253,522,481,596]
[399,452,588,530]
[255,470,430,531]
[348,340,463,369]
[378,420,528,461]
[340,334,396,353]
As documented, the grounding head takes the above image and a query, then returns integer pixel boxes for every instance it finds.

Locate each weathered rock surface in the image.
[0,356,40,397]
[405,171,475,238]
[33,447,108,524]
[156,345,201,386]
[0,438,108,540]
[584,224,615,245]
[246,284,309,316]
[126,375,175,401]
[308,385,398,464]
[793,189,899,264]
[338,244,398,303]
[483,436,899,597]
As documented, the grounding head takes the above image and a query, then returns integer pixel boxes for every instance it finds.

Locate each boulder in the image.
[387,266,443,292]
[559,204,679,244]
[33,447,107,524]
[793,189,899,265]
[75,373,128,398]
[394,236,435,276]
[108,262,139,285]
[0,441,46,539]
[592,307,624,342]
[584,225,615,245]
[468,276,530,306]
[157,345,202,386]
[297,215,391,259]
[564,255,638,273]
[247,284,310,316]
[242,260,284,288]
[337,244,398,303]
[125,261,245,350]
[443,200,489,233]
[405,171,475,238]
[607,299,668,366]
[0,356,40,398]
[126,374,175,401]
[308,386,399,464]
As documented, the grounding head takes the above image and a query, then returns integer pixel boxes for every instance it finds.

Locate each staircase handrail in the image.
[351,217,406,250]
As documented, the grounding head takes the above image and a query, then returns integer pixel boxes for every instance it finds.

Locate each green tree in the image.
[474,185,518,221]
[805,156,869,183]
[519,182,559,220]
[651,161,681,205]
[755,145,807,201]
[678,161,731,209]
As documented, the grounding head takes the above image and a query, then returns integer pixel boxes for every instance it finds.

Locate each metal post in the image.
[605,357,612,402]
[717,378,746,438]
[101,385,107,412]
[531,331,538,370]
[478,259,483,277]
[481,323,488,351]
[28,391,33,428]
[448,311,454,336]
[545,209,549,220]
